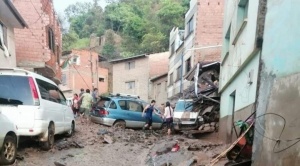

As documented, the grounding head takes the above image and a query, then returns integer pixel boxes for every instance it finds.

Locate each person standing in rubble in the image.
[79,89,93,124]
[163,101,174,136]
[142,100,160,131]
[92,88,99,103]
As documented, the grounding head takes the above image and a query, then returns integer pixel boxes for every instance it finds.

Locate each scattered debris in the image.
[54,161,66,166]
[103,135,115,144]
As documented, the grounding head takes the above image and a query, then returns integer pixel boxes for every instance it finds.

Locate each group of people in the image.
[142,100,174,136]
[71,89,174,135]
[71,88,99,123]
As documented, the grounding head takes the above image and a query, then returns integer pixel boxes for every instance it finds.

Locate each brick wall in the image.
[63,49,108,95]
[193,0,224,63]
[13,0,62,79]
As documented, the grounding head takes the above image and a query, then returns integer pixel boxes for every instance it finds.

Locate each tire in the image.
[41,123,55,151]
[113,121,126,129]
[0,135,17,165]
[65,121,75,137]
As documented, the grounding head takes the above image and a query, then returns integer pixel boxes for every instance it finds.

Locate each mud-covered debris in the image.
[54,161,66,166]
[97,129,110,135]
[156,142,177,155]
[103,135,115,144]
[72,141,84,148]
[160,163,173,166]
[186,158,197,166]
[16,154,24,161]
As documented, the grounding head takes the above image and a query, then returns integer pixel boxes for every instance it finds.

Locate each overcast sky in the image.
[53,0,108,15]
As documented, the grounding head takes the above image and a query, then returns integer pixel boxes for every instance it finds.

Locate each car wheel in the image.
[113,121,126,129]
[0,135,17,165]
[41,123,55,151]
[66,121,75,137]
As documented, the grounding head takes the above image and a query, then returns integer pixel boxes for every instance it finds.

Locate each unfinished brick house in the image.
[12,0,62,84]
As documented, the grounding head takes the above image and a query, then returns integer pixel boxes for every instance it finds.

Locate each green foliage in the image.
[63,0,189,58]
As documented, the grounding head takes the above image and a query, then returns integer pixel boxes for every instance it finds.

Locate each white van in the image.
[0,68,75,150]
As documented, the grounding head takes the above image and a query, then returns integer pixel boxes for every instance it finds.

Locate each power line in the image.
[29,0,50,25]
[71,64,91,89]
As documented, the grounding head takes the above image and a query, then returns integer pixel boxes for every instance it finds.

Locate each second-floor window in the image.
[0,22,7,49]
[176,66,182,81]
[170,42,175,55]
[126,81,135,89]
[237,0,249,28]
[169,73,174,85]
[186,58,191,74]
[125,61,135,70]
[48,28,55,53]
[187,16,194,36]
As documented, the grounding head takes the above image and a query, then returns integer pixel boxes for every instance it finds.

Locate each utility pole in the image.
[90,50,94,91]
[96,58,99,92]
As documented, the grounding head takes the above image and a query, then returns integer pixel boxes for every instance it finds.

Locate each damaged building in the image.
[173,62,221,134]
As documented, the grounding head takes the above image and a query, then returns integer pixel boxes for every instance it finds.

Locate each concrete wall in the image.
[219,51,260,142]
[112,57,149,101]
[219,0,261,142]
[253,0,300,165]
[0,27,17,68]
[220,0,259,89]
[148,52,169,78]
[150,76,168,107]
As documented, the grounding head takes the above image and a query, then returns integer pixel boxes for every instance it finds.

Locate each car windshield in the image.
[0,75,34,105]
[174,100,194,112]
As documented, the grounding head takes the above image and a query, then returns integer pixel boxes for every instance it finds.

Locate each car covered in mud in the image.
[90,94,163,129]
[173,99,203,131]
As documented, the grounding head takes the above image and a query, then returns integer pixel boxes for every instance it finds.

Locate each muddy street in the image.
[12,120,227,166]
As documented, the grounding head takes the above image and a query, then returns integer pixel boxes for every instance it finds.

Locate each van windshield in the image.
[174,100,194,112]
[0,75,34,105]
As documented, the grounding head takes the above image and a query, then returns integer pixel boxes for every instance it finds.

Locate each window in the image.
[125,61,135,70]
[109,101,117,109]
[176,66,182,81]
[48,28,55,53]
[186,58,191,74]
[128,101,143,112]
[224,25,231,54]
[169,73,174,85]
[72,56,80,65]
[0,75,34,105]
[99,77,105,82]
[61,73,67,85]
[165,81,167,90]
[237,0,249,28]
[187,16,194,36]
[126,81,135,89]
[118,100,127,110]
[36,79,64,104]
[0,23,7,48]
[157,83,161,94]
[170,42,175,55]
[56,45,60,64]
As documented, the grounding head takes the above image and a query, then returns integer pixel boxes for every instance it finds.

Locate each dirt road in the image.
[13,120,227,166]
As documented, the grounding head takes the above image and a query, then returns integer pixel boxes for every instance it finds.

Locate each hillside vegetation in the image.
[62,0,189,59]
